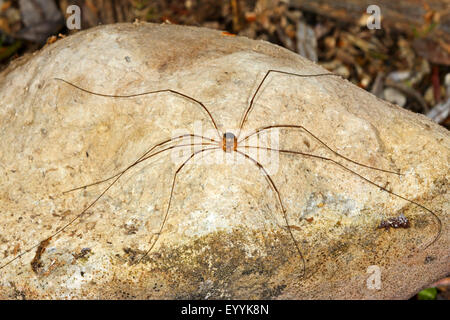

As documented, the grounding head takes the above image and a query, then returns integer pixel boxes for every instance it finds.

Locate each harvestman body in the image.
[0,69,442,277]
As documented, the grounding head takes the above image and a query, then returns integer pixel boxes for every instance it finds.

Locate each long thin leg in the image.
[235,149,307,278]
[236,69,340,140]
[64,134,219,193]
[135,147,220,264]
[239,124,401,175]
[0,143,216,270]
[135,134,219,164]
[55,78,222,140]
[241,145,442,249]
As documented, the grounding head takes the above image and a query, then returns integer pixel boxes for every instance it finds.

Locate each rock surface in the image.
[0,23,448,299]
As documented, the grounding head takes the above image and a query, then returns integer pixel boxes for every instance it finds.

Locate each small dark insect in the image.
[377,213,411,230]
[0,69,442,278]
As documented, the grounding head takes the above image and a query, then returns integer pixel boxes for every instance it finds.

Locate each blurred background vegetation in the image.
[0,0,448,299]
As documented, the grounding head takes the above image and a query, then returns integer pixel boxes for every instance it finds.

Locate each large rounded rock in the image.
[0,22,448,299]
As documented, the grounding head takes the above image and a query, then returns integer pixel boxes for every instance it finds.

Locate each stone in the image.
[383,87,407,108]
[0,22,448,299]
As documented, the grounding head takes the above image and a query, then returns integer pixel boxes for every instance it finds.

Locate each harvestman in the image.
[0,69,442,277]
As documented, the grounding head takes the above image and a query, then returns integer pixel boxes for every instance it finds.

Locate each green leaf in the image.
[417,287,437,300]
[0,40,22,61]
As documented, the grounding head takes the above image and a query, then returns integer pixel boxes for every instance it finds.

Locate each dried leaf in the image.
[15,0,64,44]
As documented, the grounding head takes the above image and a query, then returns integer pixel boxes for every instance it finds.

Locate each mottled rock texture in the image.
[0,23,448,299]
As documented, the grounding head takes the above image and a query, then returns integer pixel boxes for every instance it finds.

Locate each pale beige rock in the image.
[0,23,448,299]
